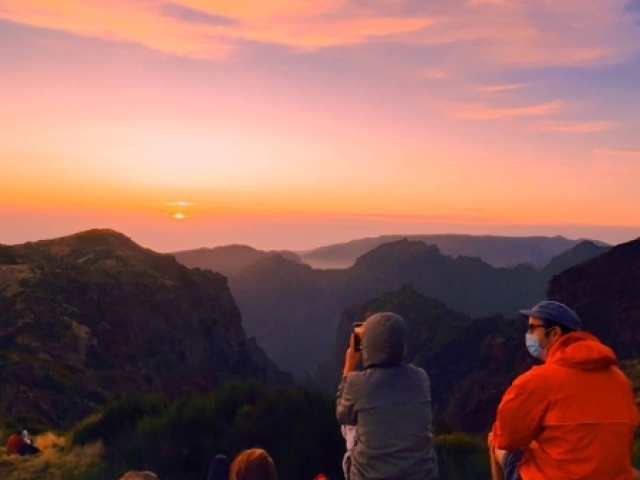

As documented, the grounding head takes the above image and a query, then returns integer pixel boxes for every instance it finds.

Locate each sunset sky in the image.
[1,0,640,251]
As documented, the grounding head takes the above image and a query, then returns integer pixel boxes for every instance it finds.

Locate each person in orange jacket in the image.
[488,300,640,480]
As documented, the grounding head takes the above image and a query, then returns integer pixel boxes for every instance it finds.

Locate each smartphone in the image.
[353,322,364,352]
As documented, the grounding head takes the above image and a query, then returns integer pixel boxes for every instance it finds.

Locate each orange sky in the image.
[1,0,640,250]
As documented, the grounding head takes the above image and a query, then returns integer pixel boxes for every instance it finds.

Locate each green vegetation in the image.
[67,382,345,480]
[2,382,497,480]
[435,433,490,480]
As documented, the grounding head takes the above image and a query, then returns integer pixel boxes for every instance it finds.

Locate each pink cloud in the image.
[533,121,616,133]
[451,101,563,120]
[0,0,432,58]
[398,0,638,68]
[476,83,527,92]
[594,148,640,157]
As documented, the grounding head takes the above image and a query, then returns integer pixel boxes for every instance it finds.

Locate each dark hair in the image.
[542,319,576,336]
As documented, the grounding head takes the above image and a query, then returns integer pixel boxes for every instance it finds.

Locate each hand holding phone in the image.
[353,322,364,352]
[344,322,364,376]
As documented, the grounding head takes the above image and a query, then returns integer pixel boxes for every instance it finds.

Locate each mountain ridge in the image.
[0,229,290,428]
[297,234,609,269]
[229,238,608,375]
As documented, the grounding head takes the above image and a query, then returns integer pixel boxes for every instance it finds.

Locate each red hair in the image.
[229,448,278,480]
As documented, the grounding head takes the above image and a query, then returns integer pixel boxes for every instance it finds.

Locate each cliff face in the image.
[0,229,289,428]
[547,237,640,359]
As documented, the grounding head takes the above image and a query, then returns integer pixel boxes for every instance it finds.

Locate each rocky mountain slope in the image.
[548,237,640,360]
[0,230,289,429]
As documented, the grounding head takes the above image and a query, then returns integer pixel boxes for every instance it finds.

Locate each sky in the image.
[1,0,640,251]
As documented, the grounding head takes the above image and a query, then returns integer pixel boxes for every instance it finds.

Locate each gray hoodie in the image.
[336,312,438,480]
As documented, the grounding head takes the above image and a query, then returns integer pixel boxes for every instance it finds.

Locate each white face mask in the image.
[525,333,546,360]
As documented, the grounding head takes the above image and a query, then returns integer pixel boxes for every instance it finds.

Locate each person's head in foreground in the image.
[521,300,582,361]
[230,448,278,480]
[119,472,159,480]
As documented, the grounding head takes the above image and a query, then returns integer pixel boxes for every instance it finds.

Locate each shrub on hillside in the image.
[68,381,344,480]
[69,393,166,447]
[435,432,490,480]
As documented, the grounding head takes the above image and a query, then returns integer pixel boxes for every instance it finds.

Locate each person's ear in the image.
[549,326,561,341]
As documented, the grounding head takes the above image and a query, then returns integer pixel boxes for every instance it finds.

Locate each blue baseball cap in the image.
[520,300,582,331]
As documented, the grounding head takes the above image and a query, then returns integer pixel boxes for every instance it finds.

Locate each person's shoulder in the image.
[405,362,427,372]
[510,364,554,388]
[402,363,431,380]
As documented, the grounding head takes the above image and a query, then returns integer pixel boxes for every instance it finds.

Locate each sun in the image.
[173,213,186,220]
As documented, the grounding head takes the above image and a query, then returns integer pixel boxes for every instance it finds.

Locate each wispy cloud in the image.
[451,101,563,120]
[397,0,638,68]
[160,3,235,26]
[594,148,640,157]
[534,121,616,133]
[476,83,526,93]
[0,0,432,58]
[0,0,236,59]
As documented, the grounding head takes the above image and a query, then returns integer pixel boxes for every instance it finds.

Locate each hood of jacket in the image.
[546,331,618,371]
[362,312,406,368]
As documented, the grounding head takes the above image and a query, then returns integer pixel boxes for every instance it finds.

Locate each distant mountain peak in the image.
[353,240,443,268]
[173,244,302,277]
[23,229,146,255]
[542,240,610,275]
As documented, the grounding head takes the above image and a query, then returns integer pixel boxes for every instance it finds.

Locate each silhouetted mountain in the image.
[172,245,301,277]
[0,229,290,428]
[541,240,609,276]
[297,234,607,269]
[548,237,640,360]
[231,239,607,375]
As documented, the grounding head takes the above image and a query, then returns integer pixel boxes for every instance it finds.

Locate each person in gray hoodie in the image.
[336,312,438,480]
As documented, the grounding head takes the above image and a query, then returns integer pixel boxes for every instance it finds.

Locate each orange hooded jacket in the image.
[491,331,639,480]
